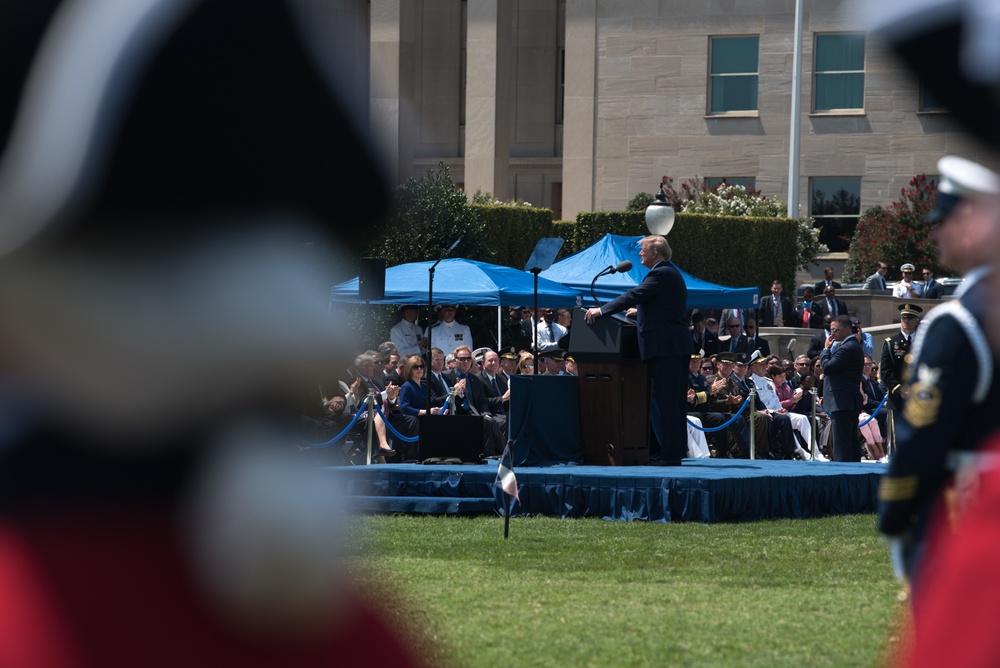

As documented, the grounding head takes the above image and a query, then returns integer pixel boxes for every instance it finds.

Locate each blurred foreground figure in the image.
[852,1,1000,666]
[0,1,422,665]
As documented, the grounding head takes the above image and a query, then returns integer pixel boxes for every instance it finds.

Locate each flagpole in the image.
[504,497,511,539]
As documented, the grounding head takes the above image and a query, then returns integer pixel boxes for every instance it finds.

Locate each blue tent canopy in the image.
[539,234,759,309]
[330,258,582,307]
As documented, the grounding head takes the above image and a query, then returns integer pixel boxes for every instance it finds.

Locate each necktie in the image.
[491,376,500,394]
[774,298,783,327]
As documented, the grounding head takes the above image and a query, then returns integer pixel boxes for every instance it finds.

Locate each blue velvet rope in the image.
[297,401,368,448]
[374,406,420,443]
[859,393,888,427]
[687,396,751,432]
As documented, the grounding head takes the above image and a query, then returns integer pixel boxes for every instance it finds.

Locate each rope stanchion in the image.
[686,396,751,432]
[810,387,819,460]
[749,388,757,460]
[374,406,419,443]
[858,393,888,427]
[297,401,368,448]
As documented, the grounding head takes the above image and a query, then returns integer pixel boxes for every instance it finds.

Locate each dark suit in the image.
[813,280,842,295]
[443,368,501,455]
[820,336,864,462]
[821,297,849,319]
[807,329,831,359]
[690,327,716,355]
[794,301,826,329]
[922,279,944,299]
[720,334,750,356]
[758,295,794,327]
[601,260,689,462]
[744,335,770,357]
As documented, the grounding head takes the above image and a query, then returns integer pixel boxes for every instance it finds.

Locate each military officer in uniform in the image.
[878,156,1000,593]
[425,304,473,357]
[880,303,923,412]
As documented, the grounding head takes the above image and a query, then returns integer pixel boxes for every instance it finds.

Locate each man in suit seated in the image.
[743,318,770,357]
[443,345,502,456]
[719,316,750,355]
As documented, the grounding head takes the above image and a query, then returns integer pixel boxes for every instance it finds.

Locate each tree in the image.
[347,163,491,349]
[843,174,939,282]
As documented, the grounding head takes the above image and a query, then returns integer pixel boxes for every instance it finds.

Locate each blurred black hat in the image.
[0,0,389,254]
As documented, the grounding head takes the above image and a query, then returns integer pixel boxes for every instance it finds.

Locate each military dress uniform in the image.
[878,270,1000,583]
[425,317,473,357]
[880,303,923,412]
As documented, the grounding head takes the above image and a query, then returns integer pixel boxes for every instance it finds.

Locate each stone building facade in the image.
[315,1,989,245]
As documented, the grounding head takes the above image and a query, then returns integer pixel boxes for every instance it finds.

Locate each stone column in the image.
[561,0,597,221]
[464,0,511,200]
[370,0,416,185]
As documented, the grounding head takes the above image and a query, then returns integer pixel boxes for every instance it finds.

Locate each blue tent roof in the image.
[539,234,759,309]
[330,258,582,307]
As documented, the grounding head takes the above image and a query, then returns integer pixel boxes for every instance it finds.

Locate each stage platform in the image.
[327,458,885,523]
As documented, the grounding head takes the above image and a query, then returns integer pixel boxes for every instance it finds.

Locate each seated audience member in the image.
[539,349,568,375]
[795,287,826,329]
[771,365,803,412]
[792,373,832,456]
[705,317,720,336]
[688,351,749,458]
[789,355,811,389]
[515,354,535,375]
[743,318,770,357]
[425,347,452,403]
[811,357,825,399]
[564,355,578,376]
[477,350,510,418]
[397,355,446,458]
[860,354,887,440]
[348,353,399,461]
[747,353,814,460]
[443,345,503,456]
[690,312,717,353]
[499,348,519,378]
[699,358,715,378]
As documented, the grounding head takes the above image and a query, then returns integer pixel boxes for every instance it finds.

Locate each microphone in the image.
[589,261,633,308]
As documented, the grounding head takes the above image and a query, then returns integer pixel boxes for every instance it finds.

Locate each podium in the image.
[569,308,650,465]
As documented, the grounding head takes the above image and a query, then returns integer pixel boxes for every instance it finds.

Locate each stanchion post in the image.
[365,390,376,465]
[749,388,756,460]
[810,387,818,459]
[887,410,895,458]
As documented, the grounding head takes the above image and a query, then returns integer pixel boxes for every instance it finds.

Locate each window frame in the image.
[810,176,862,252]
[812,32,866,114]
[707,35,760,116]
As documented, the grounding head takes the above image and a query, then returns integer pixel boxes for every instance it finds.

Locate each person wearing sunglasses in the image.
[397,355,447,457]
[893,263,923,299]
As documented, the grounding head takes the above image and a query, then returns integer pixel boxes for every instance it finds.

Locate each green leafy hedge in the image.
[473,204,554,269]
[559,211,799,299]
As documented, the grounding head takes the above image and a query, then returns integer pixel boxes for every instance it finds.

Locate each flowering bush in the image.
[843,174,939,282]
[635,178,827,271]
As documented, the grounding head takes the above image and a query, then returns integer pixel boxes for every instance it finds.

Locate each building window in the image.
[813,33,865,112]
[920,84,948,113]
[708,36,759,114]
[811,177,861,252]
[705,177,756,191]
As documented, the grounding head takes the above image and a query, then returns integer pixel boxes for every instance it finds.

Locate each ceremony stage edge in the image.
[328,459,884,523]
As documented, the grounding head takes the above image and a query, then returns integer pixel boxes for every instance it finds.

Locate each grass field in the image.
[350,513,908,667]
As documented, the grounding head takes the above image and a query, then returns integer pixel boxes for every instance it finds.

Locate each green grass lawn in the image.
[350,513,907,667]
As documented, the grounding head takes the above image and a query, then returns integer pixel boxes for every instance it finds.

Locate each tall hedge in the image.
[473,203,554,269]
[561,211,799,302]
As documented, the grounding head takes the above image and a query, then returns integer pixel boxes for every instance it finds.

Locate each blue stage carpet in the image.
[326,458,885,523]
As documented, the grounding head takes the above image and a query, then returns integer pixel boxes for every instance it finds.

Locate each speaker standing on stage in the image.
[584,235,689,465]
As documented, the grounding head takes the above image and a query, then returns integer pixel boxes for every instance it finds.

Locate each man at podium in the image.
[584,235,690,465]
